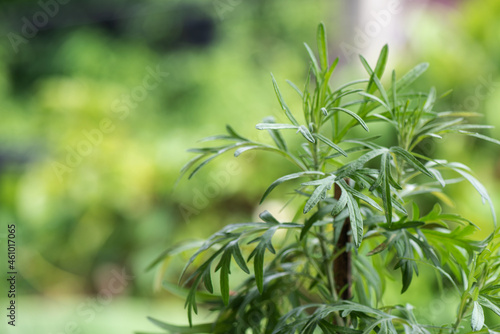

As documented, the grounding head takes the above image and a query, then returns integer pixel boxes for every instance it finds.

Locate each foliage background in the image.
[0,0,498,333]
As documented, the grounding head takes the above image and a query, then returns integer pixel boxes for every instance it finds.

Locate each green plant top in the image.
[144,23,500,334]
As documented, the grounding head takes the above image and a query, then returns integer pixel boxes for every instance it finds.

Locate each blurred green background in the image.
[0,0,499,333]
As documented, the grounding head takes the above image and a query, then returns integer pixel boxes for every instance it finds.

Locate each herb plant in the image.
[145,24,500,333]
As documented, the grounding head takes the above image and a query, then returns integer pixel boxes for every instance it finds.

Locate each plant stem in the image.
[452,296,470,333]
[333,183,352,300]
[318,225,336,299]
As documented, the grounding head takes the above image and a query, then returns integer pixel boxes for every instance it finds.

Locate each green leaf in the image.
[398,260,414,293]
[298,125,316,143]
[423,87,436,113]
[380,220,425,231]
[260,171,325,203]
[326,88,362,108]
[478,295,500,316]
[358,91,391,112]
[304,43,321,78]
[364,44,389,95]
[411,202,420,221]
[247,226,279,294]
[329,107,369,131]
[287,80,304,97]
[226,125,248,141]
[390,146,434,178]
[259,210,280,224]
[317,320,363,334]
[229,240,250,274]
[391,70,397,110]
[301,203,335,239]
[188,144,243,179]
[317,22,328,71]
[340,148,387,179]
[215,251,231,305]
[303,175,336,214]
[471,301,485,331]
[331,188,348,216]
[256,123,298,130]
[234,145,262,157]
[270,73,299,126]
[458,130,500,146]
[339,179,382,211]
[396,63,429,92]
[262,116,288,151]
[345,188,364,247]
[359,56,389,107]
[334,79,370,92]
[314,133,347,156]
[381,152,393,225]
[147,317,213,333]
[451,166,496,225]
[323,58,339,87]
[202,268,214,293]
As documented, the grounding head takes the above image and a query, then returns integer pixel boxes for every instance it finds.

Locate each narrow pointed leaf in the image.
[298,125,316,143]
[229,241,250,274]
[358,92,391,112]
[314,133,347,156]
[317,22,328,71]
[364,44,388,95]
[390,146,434,178]
[381,152,393,225]
[423,87,436,112]
[234,145,262,157]
[287,80,304,97]
[304,43,320,78]
[329,107,369,131]
[324,58,339,86]
[340,180,382,211]
[262,116,288,151]
[270,73,299,126]
[396,63,429,92]
[458,130,500,145]
[452,167,496,225]
[256,123,298,130]
[345,190,364,247]
[331,189,348,216]
[260,171,325,203]
[478,295,500,316]
[303,175,336,214]
[259,210,280,224]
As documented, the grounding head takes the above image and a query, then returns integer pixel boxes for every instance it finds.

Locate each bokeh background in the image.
[0,0,499,333]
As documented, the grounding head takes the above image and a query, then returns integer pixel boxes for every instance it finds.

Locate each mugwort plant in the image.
[145,24,500,333]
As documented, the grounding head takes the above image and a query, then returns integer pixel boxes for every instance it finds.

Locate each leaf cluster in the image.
[145,24,500,333]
